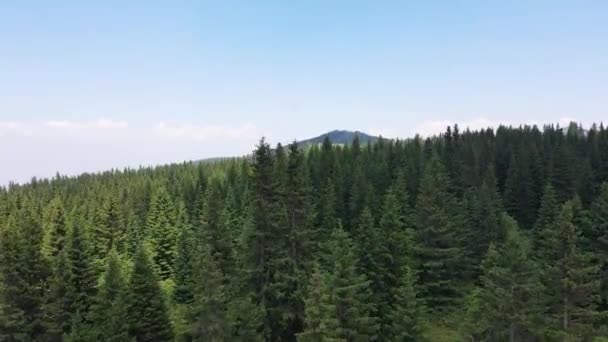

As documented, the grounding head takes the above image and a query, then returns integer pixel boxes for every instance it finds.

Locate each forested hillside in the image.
[2,122,608,341]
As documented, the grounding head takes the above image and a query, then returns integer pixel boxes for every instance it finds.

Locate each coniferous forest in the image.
[2,122,608,342]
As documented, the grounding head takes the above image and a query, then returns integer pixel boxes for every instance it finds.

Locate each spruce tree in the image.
[0,207,50,340]
[465,216,542,341]
[67,224,97,322]
[533,184,560,253]
[91,250,130,342]
[200,178,234,276]
[386,265,424,342]
[92,193,126,258]
[173,203,195,305]
[543,201,599,339]
[146,186,177,280]
[189,245,229,341]
[0,223,28,342]
[42,196,68,260]
[590,183,608,313]
[126,245,174,342]
[42,249,73,341]
[414,157,462,312]
[328,227,378,341]
[463,168,506,276]
[298,264,341,342]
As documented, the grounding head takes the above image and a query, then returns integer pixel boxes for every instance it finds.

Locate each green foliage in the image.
[298,264,342,342]
[542,200,599,339]
[327,227,378,341]
[42,196,68,259]
[188,245,230,341]
[386,265,425,342]
[67,224,97,321]
[91,250,131,342]
[126,246,174,342]
[463,216,542,341]
[2,123,608,339]
[414,157,463,312]
[146,186,177,280]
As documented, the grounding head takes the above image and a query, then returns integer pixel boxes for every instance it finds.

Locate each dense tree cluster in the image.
[1,122,608,341]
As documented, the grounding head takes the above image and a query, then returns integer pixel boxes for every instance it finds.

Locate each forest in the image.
[2,122,608,342]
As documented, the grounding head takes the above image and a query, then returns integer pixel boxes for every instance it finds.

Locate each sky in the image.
[1,1,607,185]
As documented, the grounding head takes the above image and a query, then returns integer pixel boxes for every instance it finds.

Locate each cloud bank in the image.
[0,118,260,185]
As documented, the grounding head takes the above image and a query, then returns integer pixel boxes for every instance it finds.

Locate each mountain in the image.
[196,130,379,164]
[297,130,379,147]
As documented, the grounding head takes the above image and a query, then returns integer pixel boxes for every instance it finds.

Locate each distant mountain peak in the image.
[297,130,379,146]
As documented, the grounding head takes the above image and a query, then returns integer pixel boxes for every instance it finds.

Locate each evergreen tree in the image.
[126,245,174,342]
[200,178,234,277]
[0,216,26,341]
[543,201,599,339]
[64,311,96,342]
[92,193,126,258]
[42,196,68,259]
[414,157,462,311]
[124,209,142,258]
[91,250,131,342]
[463,167,506,276]
[503,149,537,229]
[590,183,608,313]
[42,249,73,341]
[298,264,341,342]
[328,227,378,341]
[67,224,97,322]
[173,203,195,305]
[0,207,50,340]
[464,216,542,341]
[386,265,424,342]
[533,184,560,254]
[188,245,229,341]
[146,186,177,280]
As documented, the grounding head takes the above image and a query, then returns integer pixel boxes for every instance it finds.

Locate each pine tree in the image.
[465,216,542,342]
[543,201,599,339]
[173,202,195,305]
[298,264,342,342]
[146,186,177,280]
[590,183,608,313]
[92,193,126,258]
[503,149,537,229]
[386,265,424,342]
[0,207,50,340]
[533,184,560,254]
[126,245,174,342]
[188,245,229,341]
[42,196,68,260]
[414,157,462,312]
[91,250,131,342]
[125,210,142,258]
[463,168,506,276]
[200,178,234,277]
[67,224,97,322]
[42,249,73,341]
[64,311,97,342]
[0,215,28,341]
[328,227,378,341]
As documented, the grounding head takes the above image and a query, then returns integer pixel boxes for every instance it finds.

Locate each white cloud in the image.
[154,122,258,141]
[412,119,452,137]
[558,117,576,127]
[95,118,129,129]
[0,121,34,137]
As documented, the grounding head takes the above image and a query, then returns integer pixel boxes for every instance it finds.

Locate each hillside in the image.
[2,123,608,341]
[297,129,379,146]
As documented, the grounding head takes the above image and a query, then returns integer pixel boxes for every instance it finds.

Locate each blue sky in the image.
[1,1,607,184]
